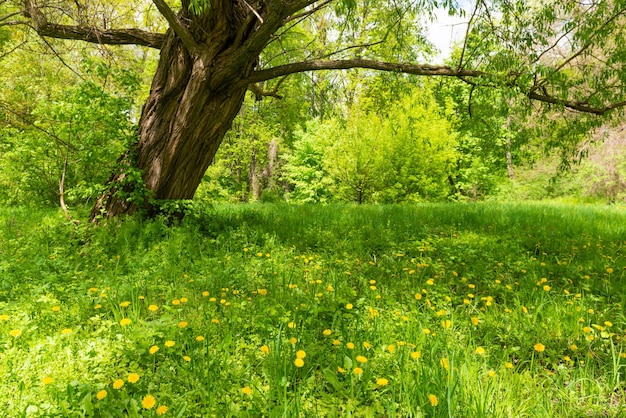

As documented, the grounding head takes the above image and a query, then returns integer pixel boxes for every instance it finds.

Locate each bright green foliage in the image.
[0,60,139,206]
[0,203,625,416]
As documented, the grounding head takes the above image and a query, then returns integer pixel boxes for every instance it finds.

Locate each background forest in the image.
[1,2,625,211]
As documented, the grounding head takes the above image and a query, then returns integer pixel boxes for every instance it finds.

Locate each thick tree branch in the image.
[24,0,165,48]
[245,59,488,84]
[152,0,197,51]
[526,92,626,116]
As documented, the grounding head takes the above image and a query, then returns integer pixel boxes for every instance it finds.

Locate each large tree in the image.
[6,0,626,218]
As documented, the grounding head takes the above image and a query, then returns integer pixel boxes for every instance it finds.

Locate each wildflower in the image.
[338,366,346,373]
[242,386,252,395]
[88,287,98,293]
[475,347,486,355]
[387,344,396,353]
[120,301,131,307]
[487,370,496,377]
[294,358,304,367]
[534,343,545,353]
[415,293,423,300]
[94,304,102,309]
[172,299,180,305]
[505,362,513,369]
[120,318,132,326]
[42,377,54,385]
[323,329,332,336]
[289,337,297,344]
[180,297,188,303]
[376,378,389,386]
[332,339,341,346]
[363,342,372,349]
[428,394,439,406]
[440,357,449,370]
[346,342,355,350]
[149,345,159,354]
[51,306,60,312]
[543,285,551,292]
[183,356,191,362]
[570,344,578,351]
[288,322,296,329]
[471,317,479,325]
[426,279,434,286]
[521,306,528,314]
[165,340,175,347]
[96,389,107,400]
[355,355,368,364]
[604,321,613,327]
[353,367,363,376]
[423,328,431,335]
[127,373,140,383]
[261,345,270,355]
[112,379,124,389]
[148,305,158,312]
[257,289,267,296]
[178,321,188,328]
[0,314,9,320]
[142,394,156,409]
[410,351,421,360]
[296,350,306,359]
[156,405,168,415]
[9,329,21,337]
[211,318,219,324]
[583,326,592,333]
[441,320,451,329]
[202,291,209,297]
[345,303,353,310]
[61,328,72,335]
[196,336,205,342]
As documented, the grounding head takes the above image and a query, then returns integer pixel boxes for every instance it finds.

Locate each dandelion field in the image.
[0,203,625,417]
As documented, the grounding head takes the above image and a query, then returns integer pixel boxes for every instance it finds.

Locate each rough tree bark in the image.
[18,0,626,220]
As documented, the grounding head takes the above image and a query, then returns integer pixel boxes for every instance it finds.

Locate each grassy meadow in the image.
[0,203,625,417]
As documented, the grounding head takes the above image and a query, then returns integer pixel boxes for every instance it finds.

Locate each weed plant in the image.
[0,202,624,417]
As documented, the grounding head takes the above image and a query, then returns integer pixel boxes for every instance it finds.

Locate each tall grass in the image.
[0,202,624,417]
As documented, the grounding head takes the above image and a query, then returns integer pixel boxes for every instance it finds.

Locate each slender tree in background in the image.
[4,0,626,218]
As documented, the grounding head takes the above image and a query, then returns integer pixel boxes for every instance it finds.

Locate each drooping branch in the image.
[24,0,165,48]
[152,0,197,51]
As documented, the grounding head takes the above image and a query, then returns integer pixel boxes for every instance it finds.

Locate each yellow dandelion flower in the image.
[521,306,528,314]
[257,289,267,296]
[475,347,486,355]
[604,321,613,327]
[289,337,297,344]
[156,405,168,415]
[411,351,421,359]
[120,301,131,307]
[570,344,578,351]
[415,293,423,300]
[88,287,98,293]
[242,386,252,395]
[294,358,304,367]
[376,378,389,386]
[426,279,434,286]
[172,299,180,305]
[127,373,140,383]
[428,394,439,406]
[165,340,175,348]
[441,320,451,329]
[338,366,346,373]
[42,377,54,385]
[323,329,332,336]
[471,317,479,326]
[112,379,124,389]
[142,394,156,410]
[332,339,341,346]
[211,318,219,324]
[183,356,191,362]
[353,367,363,376]
[356,355,368,364]
[505,362,513,369]
[487,370,496,377]
[534,343,545,353]
[543,285,551,292]
[9,329,21,337]
[61,328,72,335]
[288,322,296,329]
[148,305,158,312]
[94,304,102,309]
[119,318,132,326]
[96,389,107,400]
[0,314,9,320]
[180,297,188,303]
[149,345,159,354]
[178,321,188,328]
[196,336,205,342]
[423,328,431,335]
[202,291,209,297]
[346,342,355,350]
[363,342,372,349]
[261,345,270,355]
[440,357,449,370]
[387,344,396,353]
[296,350,306,359]
[51,306,60,312]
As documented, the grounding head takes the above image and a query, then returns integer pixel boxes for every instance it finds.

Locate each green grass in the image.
[0,202,625,417]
